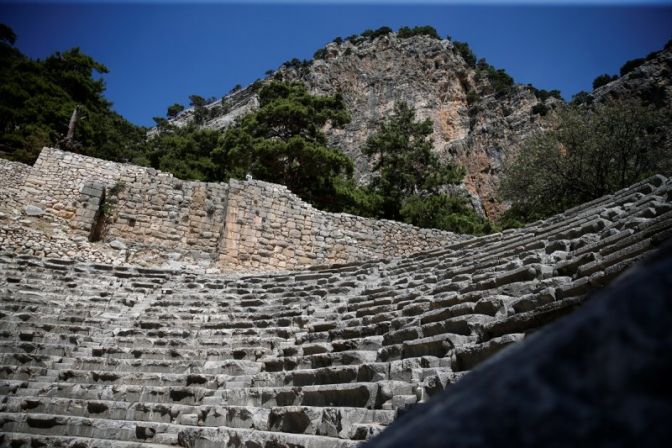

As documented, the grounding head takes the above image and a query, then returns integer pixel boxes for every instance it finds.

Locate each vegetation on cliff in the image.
[214,81,356,211]
[500,98,672,225]
[363,102,497,234]
[0,25,147,165]
[3,22,670,235]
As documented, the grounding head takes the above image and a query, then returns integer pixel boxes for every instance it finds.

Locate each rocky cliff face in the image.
[167,33,555,219]
[589,45,672,107]
[281,35,552,219]
[157,37,672,220]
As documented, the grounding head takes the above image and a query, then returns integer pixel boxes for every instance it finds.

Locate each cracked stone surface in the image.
[1,172,671,447]
[364,240,672,448]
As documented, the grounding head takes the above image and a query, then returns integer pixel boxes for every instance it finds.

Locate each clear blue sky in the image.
[2,1,671,126]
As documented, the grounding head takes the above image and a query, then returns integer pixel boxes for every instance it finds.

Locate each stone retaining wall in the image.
[218,179,460,269]
[0,158,32,210]
[21,147,146,219]
[13,147,459,270]
[104,171,229,260]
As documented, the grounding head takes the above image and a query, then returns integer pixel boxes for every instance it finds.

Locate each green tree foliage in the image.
[485,66,514,96]
[364,26,393,40]
[592,73,618,89]
[531,88,562,101]
[166,103,185,118]
[0,24,147,164]
[571,91,594,106]
[363,102,493,233]
[466,90,480,106]
[500,99,672,222]
[345,34,363,45]
[146,125,220,181]
[0,23,17,45]
[531,103,549,116]
[189,95,209,125]
[400,195,497,235]
[152,117,168,128]
[215,81,358,211]
[620,57,645,76]
[363,102,462,216]
[397,26,441,40]
[453,40,476,67]
[144,82,374,214]
[474,58,514,96]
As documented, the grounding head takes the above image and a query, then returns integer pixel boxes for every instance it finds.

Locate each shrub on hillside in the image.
[500,99,672,221]
[453,40,476,67]
[620,57,645,76]
[368,26,393,40]
[531,88,562,101]
[166,103,185,118]
[362,101,495,234]
[0,24,147,164]
[531,103,549,116]
[592,73,618,89]
[397,26,441,40]
[487,67,514,96]
[400,194,497,235]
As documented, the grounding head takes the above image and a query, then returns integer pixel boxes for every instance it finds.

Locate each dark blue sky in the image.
[2,2,671,126]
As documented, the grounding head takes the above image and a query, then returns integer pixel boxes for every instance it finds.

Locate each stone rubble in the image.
[1,173,671,447]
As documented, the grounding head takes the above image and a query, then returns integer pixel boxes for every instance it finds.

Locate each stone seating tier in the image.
[1,174,671,447]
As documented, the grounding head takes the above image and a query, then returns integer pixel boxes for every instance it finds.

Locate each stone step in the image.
[0,366,250,390]
[0,320,301,340]
[211,382,402,409]
[1,396,395,439]
[0,331,289,351]
[5,356,452,389]
[254,363,390,387]
[401,196,662,281]
[1,432,175,448]
[0,379,411,410]
[261,350,379,372]
[0,341,275,361]
[0,381,220,406]
[484,296,587,339]
[451,334,524,371]
[1,353,263,375]
[175,425,360,447]
[0,412,179,445]
[379,333,470,362]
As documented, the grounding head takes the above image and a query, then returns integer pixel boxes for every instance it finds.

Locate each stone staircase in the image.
[1,174,671,448]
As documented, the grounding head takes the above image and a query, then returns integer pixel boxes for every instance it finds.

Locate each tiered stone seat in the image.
[1,174,671,447]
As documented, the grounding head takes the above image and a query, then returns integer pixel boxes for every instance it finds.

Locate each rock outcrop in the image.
[166,33,548,219]
[1,173,671,447]
[163,36,672,221]
[590,44,672,108]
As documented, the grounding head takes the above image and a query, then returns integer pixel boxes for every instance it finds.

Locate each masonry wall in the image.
[104,172,229,259]
[18,147,460,270]
[218,179,461,270]
[0,159,32,209]
[21,148,229,261]
[21,148,146,220]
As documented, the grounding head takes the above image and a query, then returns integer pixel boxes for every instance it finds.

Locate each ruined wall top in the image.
[10,147,462,271]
